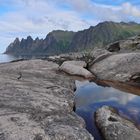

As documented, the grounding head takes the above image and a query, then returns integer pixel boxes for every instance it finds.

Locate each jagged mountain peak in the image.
[5,21,140,56]
[26,36,33,41]
[13,37,20,44]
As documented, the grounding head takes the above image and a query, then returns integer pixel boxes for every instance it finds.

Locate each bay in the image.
[0,54,17,63]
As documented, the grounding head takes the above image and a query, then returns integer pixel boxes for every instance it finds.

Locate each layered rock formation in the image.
[0,60,93,140]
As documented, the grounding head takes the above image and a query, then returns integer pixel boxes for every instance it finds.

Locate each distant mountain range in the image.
[5,21,140,56]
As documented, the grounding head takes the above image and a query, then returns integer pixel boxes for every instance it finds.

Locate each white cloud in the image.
[122,2,140,17]
[59,0,140,21]
[0,0,140,53]
[0,0,92,52]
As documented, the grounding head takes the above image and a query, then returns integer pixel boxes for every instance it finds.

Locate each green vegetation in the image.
[5,21,140,56]
[51,30,75,42]
[70,21,140,52]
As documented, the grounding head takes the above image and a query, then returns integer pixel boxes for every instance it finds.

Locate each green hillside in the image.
[5,21,140,56]
[70,21,140,51]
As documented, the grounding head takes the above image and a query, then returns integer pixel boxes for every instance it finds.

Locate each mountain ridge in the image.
[5,21,140,56]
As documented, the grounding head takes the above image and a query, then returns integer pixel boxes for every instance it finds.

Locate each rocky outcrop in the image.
[89,53,140,82]
[95,106,140,140]
[107,35,140,52]
[0,60,93,140]
[107,41,120,52]
[88,51,112,67]
[59,61,94,79]
[90,49,111,59]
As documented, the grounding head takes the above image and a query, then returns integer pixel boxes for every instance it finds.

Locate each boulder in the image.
[90,49,111,58]
[96,106,140,140]
[89,53,140,82]
[107,41,120,52]
[59,61,94,78]
[88,52,112,66]
[60,60,87,67]
[0,59,93,140]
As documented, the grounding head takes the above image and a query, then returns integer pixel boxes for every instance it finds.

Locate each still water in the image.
[0,54,49,63]
[0,54,17,63]
[75,80,140,140]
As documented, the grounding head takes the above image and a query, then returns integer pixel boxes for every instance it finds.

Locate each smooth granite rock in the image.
[88,51,112,67]
[90,49,111,58]
[59,61,94,78]
[60,60,87,67]
[89,53,140,82]
[0,59,93,140]
[96,106,140,140]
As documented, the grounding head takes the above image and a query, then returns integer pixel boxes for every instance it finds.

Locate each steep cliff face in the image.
[5,21,140,56]
[70,21,140,51]
[5,30,75,56]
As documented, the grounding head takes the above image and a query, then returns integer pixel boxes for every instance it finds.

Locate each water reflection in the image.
[75,81,137,107]
[75,80,140,140]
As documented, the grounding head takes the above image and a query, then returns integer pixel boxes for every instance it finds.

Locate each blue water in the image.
[0,54,17,63]
[75,81,140,140]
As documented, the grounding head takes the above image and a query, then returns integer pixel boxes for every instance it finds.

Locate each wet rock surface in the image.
[96,106,140,140]
[0,60,93,140]
[89,53,140,82]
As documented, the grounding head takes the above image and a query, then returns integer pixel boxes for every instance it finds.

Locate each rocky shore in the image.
[0,60,93,140]
[1,44,140,139]
[57,49,140,140]
[96,106,140,140]
[89,52,140,83]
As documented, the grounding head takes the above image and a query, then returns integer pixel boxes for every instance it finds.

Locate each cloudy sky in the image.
[0,0,140,53]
